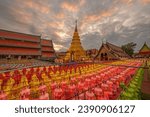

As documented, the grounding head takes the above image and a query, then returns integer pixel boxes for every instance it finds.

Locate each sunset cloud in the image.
[83,7,116,23]
[16,0,51,14]
[121,0,134,5]
[61,1,79,13]
[141,0,150,4]
[0,0,150,52]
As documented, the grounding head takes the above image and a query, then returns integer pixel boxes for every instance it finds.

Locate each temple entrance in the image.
[22,56,26,59]
[70,51,75,62]
[101,53,104,61]
[0,55,7,59]
[105,53,108,60]
[101,53,108,61]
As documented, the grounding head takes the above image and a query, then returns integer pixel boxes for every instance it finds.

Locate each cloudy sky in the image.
[0,0,150,52]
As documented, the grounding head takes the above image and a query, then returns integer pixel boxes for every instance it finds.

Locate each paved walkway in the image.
[141,65,150,99]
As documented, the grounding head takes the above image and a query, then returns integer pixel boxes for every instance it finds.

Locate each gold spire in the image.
[75,20,78,32]
[64,20,86,62]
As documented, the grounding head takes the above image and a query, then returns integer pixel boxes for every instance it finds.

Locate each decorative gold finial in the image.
[75,20,78,32]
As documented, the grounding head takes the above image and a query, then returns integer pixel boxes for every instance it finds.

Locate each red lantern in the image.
[53,88,63,100]
[77,81,85,93]
[85,91,95,100]
[94,87,102,96]
[50,82,57,90]
[0,91,7,100]
[68,84,76,98]
[20,87,30,100]
[78,93,85,100]
[39,93,49,100]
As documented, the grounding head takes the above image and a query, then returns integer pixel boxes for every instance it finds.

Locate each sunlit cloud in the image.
[19,0,51,14]
[0,0,150,52]
[55,31,70,39]
[53,43,67,51]
[55,12,65,19]
[121,0,134,5]
[141,0,150,4]
[61,1,79,13]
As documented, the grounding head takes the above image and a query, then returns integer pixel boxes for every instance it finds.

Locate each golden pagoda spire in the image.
[75,20,78,32]
[64,20,86,62]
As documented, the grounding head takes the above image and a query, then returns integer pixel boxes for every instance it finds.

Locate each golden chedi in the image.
[64,20,86,62]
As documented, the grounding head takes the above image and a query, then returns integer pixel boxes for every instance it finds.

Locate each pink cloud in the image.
[61,2,79,12]
[55,12,65,19]
[141,0,150,4]
[82,7,116,23]
[19,0,50,14]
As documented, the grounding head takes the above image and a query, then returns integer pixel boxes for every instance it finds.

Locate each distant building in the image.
[0,29,56,60]
[55,52,67,63]
[86,49,98,58]
[41,39,56,60]
[134,42,150,58]
[56,52,67,59]
[94,42,130,61]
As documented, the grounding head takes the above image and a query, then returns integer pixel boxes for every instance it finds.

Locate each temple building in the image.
[64,21,86,62]
[134,42,150,58]
[0,29,56,60]
[55,52,67,63]
[41,39,56,60]
[86,49,98,58]
[94,41,130,61]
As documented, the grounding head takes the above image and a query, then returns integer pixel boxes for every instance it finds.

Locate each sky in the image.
[0,0,150,52]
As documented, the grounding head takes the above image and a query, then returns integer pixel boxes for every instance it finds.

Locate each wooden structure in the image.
[86,49,98,58]
[41,39,56,60]
[135,42,150,58]
[0,29,56,60]
[95,42,129,61]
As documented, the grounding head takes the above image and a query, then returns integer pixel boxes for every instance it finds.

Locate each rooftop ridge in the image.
[0,28,41,37]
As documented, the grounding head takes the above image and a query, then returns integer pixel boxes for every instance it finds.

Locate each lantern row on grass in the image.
[0,60,143,100]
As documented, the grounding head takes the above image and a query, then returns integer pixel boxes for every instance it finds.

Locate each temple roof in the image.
[139,42,150,54]
[41,39,53,47]
[95,42,130,59]
[0,29,40,42]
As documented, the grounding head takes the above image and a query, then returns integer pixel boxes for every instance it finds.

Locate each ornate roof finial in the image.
[102,38,107,44]
[75,20,78,32]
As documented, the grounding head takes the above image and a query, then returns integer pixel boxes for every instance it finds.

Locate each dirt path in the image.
[141,64,150,99]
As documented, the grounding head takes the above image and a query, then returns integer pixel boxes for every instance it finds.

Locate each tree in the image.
[121,42,137,57]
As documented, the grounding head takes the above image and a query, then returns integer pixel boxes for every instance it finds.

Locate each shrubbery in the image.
[119,68,144,100]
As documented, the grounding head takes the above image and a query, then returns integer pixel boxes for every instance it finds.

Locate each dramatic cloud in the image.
[0,0,150,52]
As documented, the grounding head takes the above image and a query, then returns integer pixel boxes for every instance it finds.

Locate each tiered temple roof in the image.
[0,47,40,55]
[105,42,129,58]
[0,29,40,42]
[0,29,41,56]
[95,42,130,60]
[41,39,56,59]
[0,39,40,48]
[0,29,56,59]
[64,21,86,62]
[134,42,150,58]
[139,42,150,54]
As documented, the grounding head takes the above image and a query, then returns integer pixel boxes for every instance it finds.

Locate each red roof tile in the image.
[0,47,40,55]
[0,29,40,42]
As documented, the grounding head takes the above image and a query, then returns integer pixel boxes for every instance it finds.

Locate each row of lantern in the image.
[0,61,143,100]
[50,61,142,100]
[0,63,103,99]
[0,63,101,91]
[0,59,53,71]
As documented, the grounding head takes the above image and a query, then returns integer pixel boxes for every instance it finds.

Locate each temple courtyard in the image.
[0,58,149,100]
